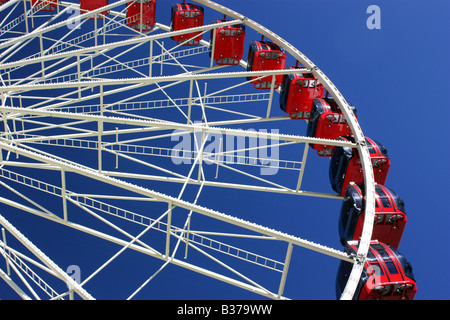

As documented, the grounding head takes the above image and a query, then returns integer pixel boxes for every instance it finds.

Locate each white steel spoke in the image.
[0,212,95,300]
[0,0,376,300]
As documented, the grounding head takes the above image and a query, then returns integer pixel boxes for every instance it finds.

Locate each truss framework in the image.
[0,0,375,300]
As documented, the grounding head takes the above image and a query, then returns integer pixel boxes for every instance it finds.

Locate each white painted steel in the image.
[195,0,375,300]
[0,0,374,300]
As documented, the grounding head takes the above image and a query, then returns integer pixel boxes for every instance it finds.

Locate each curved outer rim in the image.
[193,0,376,300]
[0,0,376,300]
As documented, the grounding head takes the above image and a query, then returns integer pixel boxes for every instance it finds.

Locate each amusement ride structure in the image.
[0,0,416,300]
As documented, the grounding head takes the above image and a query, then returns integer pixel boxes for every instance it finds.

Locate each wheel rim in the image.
[0,0,375,300]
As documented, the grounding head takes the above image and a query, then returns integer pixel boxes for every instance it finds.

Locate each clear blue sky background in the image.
[0,0,448,300]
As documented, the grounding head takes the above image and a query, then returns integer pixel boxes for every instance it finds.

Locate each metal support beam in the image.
[0,213,95,300]
[0,141,353,263]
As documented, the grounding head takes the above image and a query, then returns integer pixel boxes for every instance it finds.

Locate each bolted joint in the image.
[356,140,366,147]
[355,253,366,265]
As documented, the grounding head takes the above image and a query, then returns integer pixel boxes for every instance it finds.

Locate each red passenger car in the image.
[336,241,417,300]
[339,184,407,249]
[246,41,286,90]
[306,97,356,156]
[32,0,58,11]
[329,136,390,196]
[210,22,245,65]
[279,67,324,119]
[80,0,109,17]
[126,1,156,31]
[171,3,204,46]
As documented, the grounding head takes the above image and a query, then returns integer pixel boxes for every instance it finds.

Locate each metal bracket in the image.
[355,253,366,265]
[357,140,366,147]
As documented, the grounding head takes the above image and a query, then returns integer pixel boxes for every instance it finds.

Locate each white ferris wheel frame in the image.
[0,0,376,300]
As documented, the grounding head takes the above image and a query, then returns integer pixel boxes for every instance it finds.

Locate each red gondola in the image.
[126,1,156,31]
[80,0,109,18]
[246,41,286,90]
[329,136,390,196]
[31,0,58,11]
[279,66,324,119]
[171,2,204,46]
[339,184,407,249]
[0,0,7,4]
[210,21,245,65]
[336,240,417,300]
[306,97,356,156]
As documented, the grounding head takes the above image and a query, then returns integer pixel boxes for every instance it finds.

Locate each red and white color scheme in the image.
[170,2,204,46]
[31,0,58,11]
[210,22,245,65]
[246,41,286,90]
[80,0,109,18]
[336,241,417,300]
[0,0,418,301]
[126,1,156,31]
[279,66,325,119]
[329,136,390,196]
[339,184,407,249]
[306,97,356,157]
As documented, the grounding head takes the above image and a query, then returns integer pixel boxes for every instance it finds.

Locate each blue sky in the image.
[0,0,448,300]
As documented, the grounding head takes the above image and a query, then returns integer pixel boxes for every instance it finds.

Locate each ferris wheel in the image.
[0,0,401,300]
